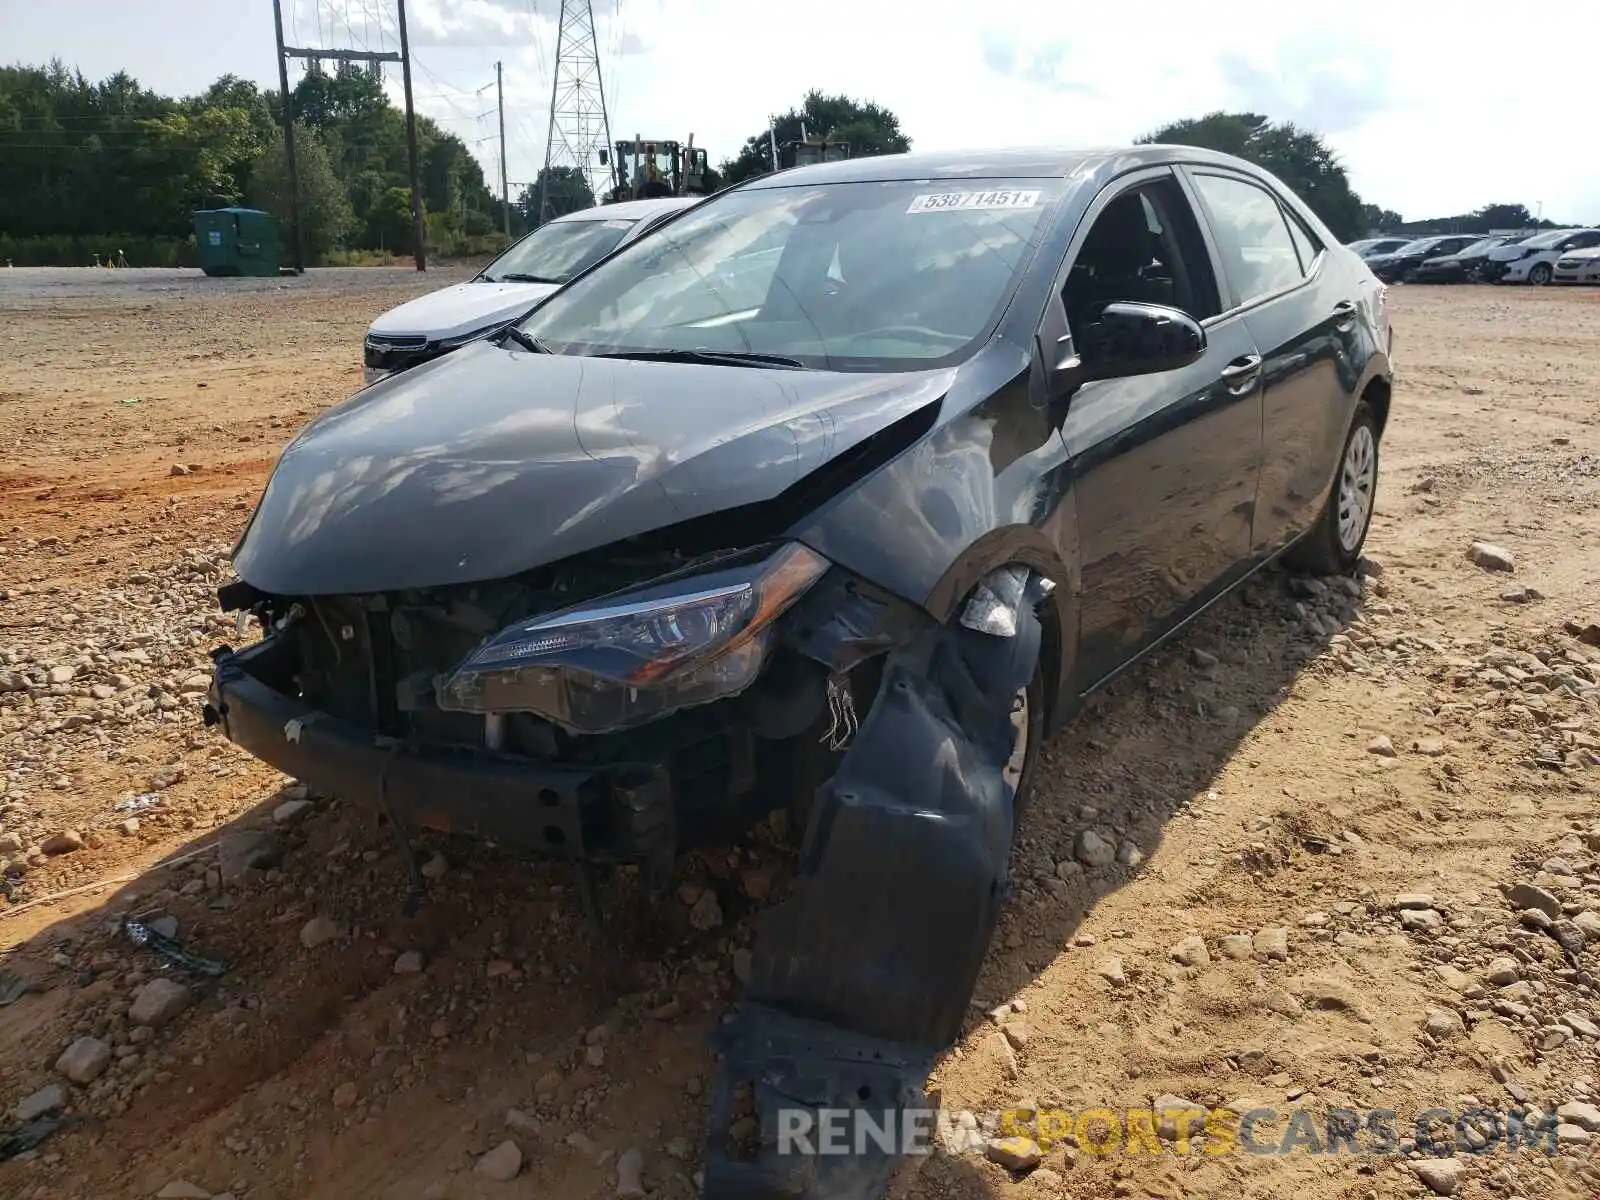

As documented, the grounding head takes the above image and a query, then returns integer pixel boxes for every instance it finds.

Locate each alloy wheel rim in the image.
[1337,425,1377,553]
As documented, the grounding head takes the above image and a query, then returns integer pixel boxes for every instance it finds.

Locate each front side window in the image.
[1191,173,1306,305]
[1062,176,1221,342]
[519,178,1064,370]
[481,217,639,284]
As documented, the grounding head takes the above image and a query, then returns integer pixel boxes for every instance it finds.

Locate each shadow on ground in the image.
[0,561,1367,1199]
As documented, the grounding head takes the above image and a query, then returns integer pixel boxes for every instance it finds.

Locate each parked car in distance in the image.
[1412,234,1528,283]
[1552,245,1600,285]
[361,196,698,384]
[1347,236,1412,259]
[1481,227,1600,285]
[1364,234,1483,283]
[207,144,1392,1197]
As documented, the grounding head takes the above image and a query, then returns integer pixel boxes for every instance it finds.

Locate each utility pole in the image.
[275,3,416,271]
[397,0,426,270]
[270,0,305,273]
[497,61,510,243]
[539,0,613,224]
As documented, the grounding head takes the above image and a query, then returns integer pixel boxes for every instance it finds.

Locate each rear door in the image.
[1052,167,1265,688]
[1184,168,1359,558]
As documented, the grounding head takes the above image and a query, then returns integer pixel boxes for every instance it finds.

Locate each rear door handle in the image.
[1219,353,1262,394]
[1331,300,1358,331]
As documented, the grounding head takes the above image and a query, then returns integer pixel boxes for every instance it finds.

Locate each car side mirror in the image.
[1079,301,1206,381]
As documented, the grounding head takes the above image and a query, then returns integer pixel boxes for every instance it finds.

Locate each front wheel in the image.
[1529,263,1553,286]
[1285,400,1379,575]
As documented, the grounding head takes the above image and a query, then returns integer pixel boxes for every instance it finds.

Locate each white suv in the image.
[1482,228,1600,285]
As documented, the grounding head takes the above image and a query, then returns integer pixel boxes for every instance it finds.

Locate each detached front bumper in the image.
[204,635,698,866]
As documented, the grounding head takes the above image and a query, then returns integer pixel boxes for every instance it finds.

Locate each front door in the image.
[1053,169,1265,689]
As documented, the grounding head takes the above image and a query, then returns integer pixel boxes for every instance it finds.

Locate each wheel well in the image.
[1363,377,1391,438]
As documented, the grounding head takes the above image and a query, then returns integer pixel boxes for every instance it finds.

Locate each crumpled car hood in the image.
[233,339,952,596]
[367,279,560,343]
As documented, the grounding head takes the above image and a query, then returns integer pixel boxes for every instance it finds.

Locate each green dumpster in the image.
[194,208,281,277]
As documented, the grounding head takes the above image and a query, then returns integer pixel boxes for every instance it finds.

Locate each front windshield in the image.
[518,178,1063,370]
[1395,238,1441,255]
[1522,229,1576,249]
[481,216,637,283]
[1457,239,1496,254]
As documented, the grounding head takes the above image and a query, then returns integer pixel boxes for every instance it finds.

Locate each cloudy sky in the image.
[7,0,1597,224]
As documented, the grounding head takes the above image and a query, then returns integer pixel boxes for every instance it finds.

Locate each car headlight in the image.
[436,542,829,733]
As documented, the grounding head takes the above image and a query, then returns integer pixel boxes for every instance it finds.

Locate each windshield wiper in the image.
[590,348,807,370]
[495,325,553,354]
[489,272,562,284]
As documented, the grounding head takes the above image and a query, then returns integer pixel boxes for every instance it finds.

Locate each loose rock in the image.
[272,798,313,826]
[40,829,84,855]
[1252,927,1289,961]
[475,1139,522,1181]
[1467,541,1515,573]
[1413,1157,1463,1196]
[616,1146,647,1198]
[299,916,344,949]
[1075,830,1115,868]
[1424,1006,1465,1040]
[55,1035,112,1083]
[392,950,424,975]
[13,1082,68,1122]
[1170,936,1210,968]
[985,1135,1042,1171]
[1505,882,1561,919]
[1218,933,1254,960]
[688,889,723,931]
[1094,957,1126,986]
[129,978,192,1028]
[1485,958,1520,986]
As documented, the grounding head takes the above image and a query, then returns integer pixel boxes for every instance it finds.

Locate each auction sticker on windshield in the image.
[906,190,1041,214]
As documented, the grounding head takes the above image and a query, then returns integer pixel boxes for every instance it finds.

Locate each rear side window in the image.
[1191,173,1306,306]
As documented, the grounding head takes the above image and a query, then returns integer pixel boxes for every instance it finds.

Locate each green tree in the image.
[247,123,355,259]
[1139,112,1365,242]
[1361,204,1405,233]
[520,166,596,223]
[720,91,911,186]
[367,186,417,253]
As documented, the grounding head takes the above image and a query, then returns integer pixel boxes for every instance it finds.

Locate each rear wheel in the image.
[1400,266,1419,283]
[1529,262,1553,286]
[1285,400,1379,575]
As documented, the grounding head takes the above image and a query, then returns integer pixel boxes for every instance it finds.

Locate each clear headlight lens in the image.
[437,542,829,734]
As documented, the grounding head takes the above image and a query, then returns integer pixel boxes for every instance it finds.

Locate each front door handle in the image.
[1331,300,1358,331]
[1219,353,1262,394]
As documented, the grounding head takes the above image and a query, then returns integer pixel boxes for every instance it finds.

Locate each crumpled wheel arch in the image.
[702,591,1044,1198]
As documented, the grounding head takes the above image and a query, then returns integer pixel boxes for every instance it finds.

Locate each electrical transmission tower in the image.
[538,0,613,223]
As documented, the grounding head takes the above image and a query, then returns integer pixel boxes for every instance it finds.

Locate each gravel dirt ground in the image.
[2,270,1600,1200]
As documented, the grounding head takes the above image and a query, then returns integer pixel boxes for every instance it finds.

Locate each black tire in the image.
[1529,262,1553,286]
[1400,266,1419,284]
[1285,400,1380,575]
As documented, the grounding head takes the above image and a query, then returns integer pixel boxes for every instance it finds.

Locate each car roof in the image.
[739,144,1292,188]
[548,197,697,223]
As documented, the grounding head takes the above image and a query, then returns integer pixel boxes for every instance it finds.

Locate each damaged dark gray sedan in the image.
[205,145,1392,1197]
